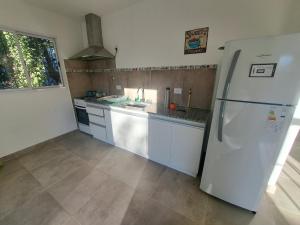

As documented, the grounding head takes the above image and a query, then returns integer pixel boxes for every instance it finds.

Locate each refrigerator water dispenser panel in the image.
[249,63,277,77]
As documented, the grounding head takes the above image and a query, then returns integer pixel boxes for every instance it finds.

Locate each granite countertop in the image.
[145,104,210,127]
[85,98,210,127]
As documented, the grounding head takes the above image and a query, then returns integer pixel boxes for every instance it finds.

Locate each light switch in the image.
[116,85,122,90]
[174,88,182,95]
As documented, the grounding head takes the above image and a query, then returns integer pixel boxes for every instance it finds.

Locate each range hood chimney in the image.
[70,13,114,60]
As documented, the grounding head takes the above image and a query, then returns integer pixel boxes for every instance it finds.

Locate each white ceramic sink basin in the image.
[98,95,127,103]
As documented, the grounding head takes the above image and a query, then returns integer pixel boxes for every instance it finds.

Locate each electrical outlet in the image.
[116,85,122,90]
[174,88,182,95]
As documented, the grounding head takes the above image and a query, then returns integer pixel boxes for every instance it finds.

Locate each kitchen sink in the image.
[98,95,128,103]
[125,102,149,108]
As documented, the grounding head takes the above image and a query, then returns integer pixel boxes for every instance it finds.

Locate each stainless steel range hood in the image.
[70,13,114,60]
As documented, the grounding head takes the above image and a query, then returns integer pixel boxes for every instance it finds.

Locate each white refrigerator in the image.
[200,33,300,212]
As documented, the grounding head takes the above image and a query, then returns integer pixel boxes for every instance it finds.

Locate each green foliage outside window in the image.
[0,29,62,90]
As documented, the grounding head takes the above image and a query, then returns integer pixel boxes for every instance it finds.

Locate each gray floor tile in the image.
[96,148,148,188]
[75,173,134,225]
[0,159,24,180]
[18,144,72,171]
[119,192,149,225]
[152,168,208,223]
[121,192,198,225]
[66,138,113,166]
[49,167,111,214]
[57,131,94,150]
[0,169,43,219]
[47,163,93,202]
[0,192,74,225]
[31,154,87,187]
[134,160,166,197]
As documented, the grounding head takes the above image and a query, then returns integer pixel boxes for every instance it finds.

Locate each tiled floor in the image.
[267,132,300,225]
[0,131,299,225]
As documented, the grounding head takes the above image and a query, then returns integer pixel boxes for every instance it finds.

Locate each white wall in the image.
[280,0,300,34]
[0,0,83,157]
[100,0,296,68]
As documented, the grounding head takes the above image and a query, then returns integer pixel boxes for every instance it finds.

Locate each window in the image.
[0,28,63,90]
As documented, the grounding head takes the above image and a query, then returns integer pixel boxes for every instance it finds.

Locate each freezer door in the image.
[216,33,300,105]
[200,100,294,211]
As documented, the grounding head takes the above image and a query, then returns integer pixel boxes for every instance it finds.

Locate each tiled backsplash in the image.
[64,60,92,98]
[65,59,216,109]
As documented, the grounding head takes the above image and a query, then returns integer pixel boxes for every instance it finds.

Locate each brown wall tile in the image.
[64,60,89,71]
[182,68,216,109]
[109,71,129,96]
[64,58,216,109]
[127,71,146,88]
[90,72,110,95]
[89,68,216,109]
[150,70,184,106]
[66,73,92,98]
[88,59,116,70]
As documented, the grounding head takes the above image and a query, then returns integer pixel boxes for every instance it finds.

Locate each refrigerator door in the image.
[216,33,300,106]
[200,99,294,211]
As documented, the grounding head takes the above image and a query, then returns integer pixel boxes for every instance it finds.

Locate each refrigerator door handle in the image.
[221,49,241,99]
[218,49,241,142]
[217,100,226,142]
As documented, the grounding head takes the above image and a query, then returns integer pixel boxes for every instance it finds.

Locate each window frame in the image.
[0,26,64,92]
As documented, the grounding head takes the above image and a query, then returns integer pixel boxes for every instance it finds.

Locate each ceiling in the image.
[23,0,144,18]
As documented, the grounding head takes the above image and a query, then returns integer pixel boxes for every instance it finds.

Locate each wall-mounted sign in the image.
[184,27,209,54]
[249,63,277,77]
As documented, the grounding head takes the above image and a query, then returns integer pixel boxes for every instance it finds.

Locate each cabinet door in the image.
[170,124,204,177]
[90,123,107,142]
[104,110,113,145]
[148,119,172,165]
[110,111,148,157]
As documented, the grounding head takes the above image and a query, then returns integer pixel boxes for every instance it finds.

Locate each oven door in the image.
[75,106,89,125]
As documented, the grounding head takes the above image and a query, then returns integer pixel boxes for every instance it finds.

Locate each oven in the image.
[74,98,91,134]
[75,105,89,125]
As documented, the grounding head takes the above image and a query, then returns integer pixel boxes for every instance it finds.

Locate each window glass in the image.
[18,34,62,87]
[0,28,62,90]
[0,30,28,89]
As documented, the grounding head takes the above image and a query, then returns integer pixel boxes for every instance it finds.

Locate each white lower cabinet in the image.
[148,119,172,165]
[87,105,108,143]
[86,106,104,116]
[110,111,148,158]
[148,118,204,177]
[170,123,204,177]
[88,114,106,126]
[87,105,204,177]
[104,109,113,144]
[90,123,107,142]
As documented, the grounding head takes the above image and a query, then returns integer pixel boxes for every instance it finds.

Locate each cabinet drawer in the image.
[90,123,107,141]
[86,107,104,116]
[88,114,106,126]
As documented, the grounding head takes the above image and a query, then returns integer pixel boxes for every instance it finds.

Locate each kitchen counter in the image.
[85,98,210,127]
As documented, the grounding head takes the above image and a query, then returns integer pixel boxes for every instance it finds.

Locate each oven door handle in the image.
[75,105,86,110]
